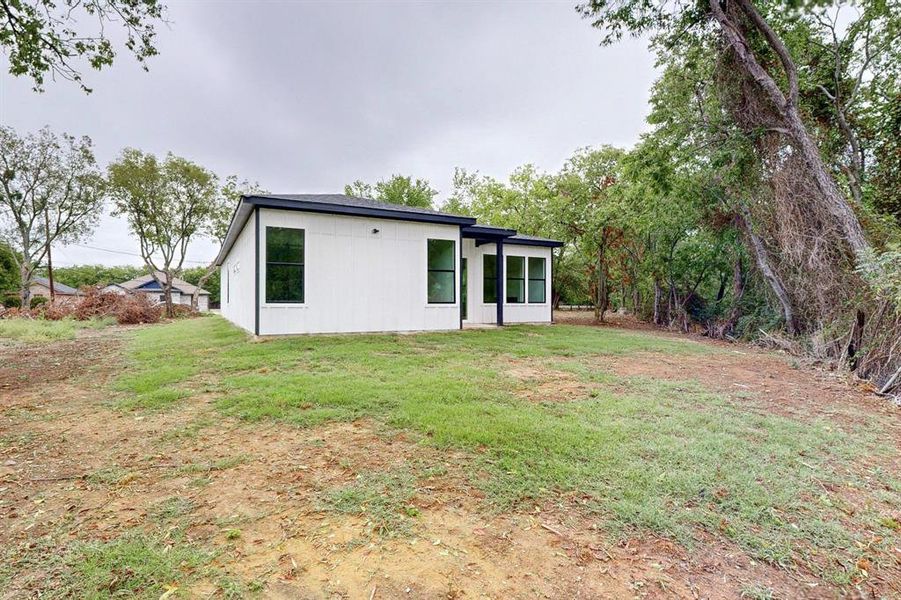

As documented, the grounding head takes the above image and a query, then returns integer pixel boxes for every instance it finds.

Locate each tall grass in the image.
[0,317,115,343]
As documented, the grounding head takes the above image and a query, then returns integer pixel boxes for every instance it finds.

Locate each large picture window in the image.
[266,227,304,303]
[483,254,497,303]
[506,256,525,303]
[427,239,455,304]
[528,256,546,303]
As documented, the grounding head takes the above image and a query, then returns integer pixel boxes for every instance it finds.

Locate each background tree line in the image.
[0,125,258,315]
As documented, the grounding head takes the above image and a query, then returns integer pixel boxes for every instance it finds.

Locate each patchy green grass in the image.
[86,466,134,486]
[319,468,421,537]
[176,455,249,475]
[149,496,196,524]
[61,532,212,599]
[0,316,115,343]
[113,317,900,581]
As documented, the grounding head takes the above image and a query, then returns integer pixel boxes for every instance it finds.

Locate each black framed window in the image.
[528,256,546,303]
[483,254,497,303]
[506,256,525,303]
[266,227,304,303]
[427,239,455,304]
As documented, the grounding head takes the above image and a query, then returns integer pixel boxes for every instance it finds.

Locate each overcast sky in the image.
[0,0,656,268]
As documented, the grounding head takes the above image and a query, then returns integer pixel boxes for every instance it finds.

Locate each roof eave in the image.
[215,195,478,265]
[506,238,565,248]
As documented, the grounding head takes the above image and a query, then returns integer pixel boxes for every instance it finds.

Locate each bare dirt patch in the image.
[506,360,593,403]
[556,309,900,435]
[2,321,899,598]
[0,328,122,393]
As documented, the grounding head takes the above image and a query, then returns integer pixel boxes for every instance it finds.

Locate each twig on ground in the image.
[540,522,566,537]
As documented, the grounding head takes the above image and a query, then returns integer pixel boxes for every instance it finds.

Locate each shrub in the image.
[29,295,49,308]
[3,296,21,309]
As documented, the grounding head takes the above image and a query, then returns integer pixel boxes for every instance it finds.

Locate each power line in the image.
[69,243,212,265]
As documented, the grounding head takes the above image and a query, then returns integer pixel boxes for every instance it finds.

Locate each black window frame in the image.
[265,226,305,304]
[483,254,497,303]
[527,256,547,304]
[506,255,525,304]
[427,238,456,304]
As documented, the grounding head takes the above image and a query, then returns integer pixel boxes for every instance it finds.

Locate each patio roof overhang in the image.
[461,225,517,247]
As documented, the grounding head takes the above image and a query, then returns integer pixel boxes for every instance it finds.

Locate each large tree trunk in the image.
[595,234,609,323]
[724,254,745,335]
[653,278,662,325]
[710,0,870,257]
[737,207,799,334]
[19,262,33,308]
[149,267,176,318]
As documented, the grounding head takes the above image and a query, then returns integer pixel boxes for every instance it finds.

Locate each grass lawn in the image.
[109,316,901,585]
[0,316,116,342]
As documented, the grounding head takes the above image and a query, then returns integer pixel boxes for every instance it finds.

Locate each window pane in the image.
[528,257,545,279]
[528,257,546,303]
[507,256,524,278]
[506,279,525,303]
[528,280,546,303]
[266,264,304,303]
[428,271,455,303]
[266,227,304,263]
[427,239,455,270]
[506,256,525,303]
[483,255,496,303]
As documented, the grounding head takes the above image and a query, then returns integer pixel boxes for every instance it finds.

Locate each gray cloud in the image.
[0,0,655,266]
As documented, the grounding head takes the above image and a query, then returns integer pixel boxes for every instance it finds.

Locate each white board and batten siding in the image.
[220,210,257,333]
[222,208,462,335]
[462,238,553,325]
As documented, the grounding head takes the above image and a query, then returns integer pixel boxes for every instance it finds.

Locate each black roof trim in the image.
[214,194,563,266]
[461,224,517,239]
[505,235,564,248]
[246,195,476,226]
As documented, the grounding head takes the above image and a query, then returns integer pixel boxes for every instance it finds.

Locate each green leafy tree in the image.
[181,265,220,304]
[107,149,218,317]
[0,243,18,294]
[0,126,104,307]
[37,264,145,289]
[578,0,869,256]
[190,175,264,308]
[345,174,437,209]
[1,0,167,92]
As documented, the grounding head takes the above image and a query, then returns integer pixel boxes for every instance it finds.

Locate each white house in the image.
[104,272,211,312]
[215,194,563,335]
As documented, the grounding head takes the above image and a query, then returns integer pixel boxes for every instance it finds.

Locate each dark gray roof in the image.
[214,193,563,265]
[33,277,79,295]
[216,193,476,265]
[261,194,471,220]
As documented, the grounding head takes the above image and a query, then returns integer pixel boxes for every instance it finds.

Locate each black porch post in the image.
[496,240,504,326]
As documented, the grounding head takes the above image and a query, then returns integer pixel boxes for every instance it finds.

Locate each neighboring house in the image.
[29,277,81,304]
[104,272,211,312]
[215,194,563,335]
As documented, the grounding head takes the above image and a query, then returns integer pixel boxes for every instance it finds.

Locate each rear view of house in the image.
[104,272,211,311]
[215,194,562,335]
